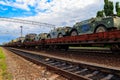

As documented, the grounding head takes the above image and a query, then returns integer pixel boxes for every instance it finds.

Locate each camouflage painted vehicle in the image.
[16,37,25,43]
[35,33,48,41]
[24,33,37,42]
[47,26,72,39]
[70,16,120,36]
[11,39,17,43]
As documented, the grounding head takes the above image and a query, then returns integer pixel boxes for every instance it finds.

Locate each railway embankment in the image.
[1,47,66,80]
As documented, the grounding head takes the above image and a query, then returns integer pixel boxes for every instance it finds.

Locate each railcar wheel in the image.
[58,33,63,38]
[111,44,120,51]
[95,26,107,33]
[70,30,78,36]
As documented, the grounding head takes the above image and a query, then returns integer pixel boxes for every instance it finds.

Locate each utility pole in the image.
[20,26,23,37]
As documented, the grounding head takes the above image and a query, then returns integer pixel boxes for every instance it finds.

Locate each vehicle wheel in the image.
[58,33,63,38]
[95,26,107,33]
[70,30,78,36]
[47,34,51,39]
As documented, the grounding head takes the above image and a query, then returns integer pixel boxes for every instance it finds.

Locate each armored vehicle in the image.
[24,33,37,42]
[47,26,72,39]
[16,37,25,43]
[11,39,17,43]
[35,33,48,41]
[70,16,120,36]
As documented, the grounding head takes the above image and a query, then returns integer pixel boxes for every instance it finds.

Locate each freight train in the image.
[4,16,120,51]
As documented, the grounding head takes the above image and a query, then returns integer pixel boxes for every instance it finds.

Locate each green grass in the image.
[0,48,12,80]
[0,50,6,71]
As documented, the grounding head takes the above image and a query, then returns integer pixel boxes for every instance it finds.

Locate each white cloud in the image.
[36,0,52,10]
[23,0,102,26]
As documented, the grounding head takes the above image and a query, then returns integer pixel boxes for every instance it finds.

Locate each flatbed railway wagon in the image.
[4,30,120,51]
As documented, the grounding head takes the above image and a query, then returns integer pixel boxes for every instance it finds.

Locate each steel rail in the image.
[6,48,120,80]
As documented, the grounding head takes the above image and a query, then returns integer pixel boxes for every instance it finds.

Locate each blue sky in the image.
[0,0,52,17]
[0,0,120,44]
[0,4,36,17]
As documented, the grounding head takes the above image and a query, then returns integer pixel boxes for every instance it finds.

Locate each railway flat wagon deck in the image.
[5,30,120,50]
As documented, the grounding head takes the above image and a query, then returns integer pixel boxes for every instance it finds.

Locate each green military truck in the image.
[70,16,120,36]
[24,33,37,42]
[47,26,72,39]
[35,33,48,41]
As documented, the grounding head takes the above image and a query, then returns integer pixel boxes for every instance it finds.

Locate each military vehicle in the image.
[47,26,72,39]
[24,33,37,42]
[70,16,120,36]
[35,33,48,41]
[17,37,25,42]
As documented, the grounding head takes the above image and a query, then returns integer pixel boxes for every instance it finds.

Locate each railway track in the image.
[6,47,120,80]
[23,47,119,54]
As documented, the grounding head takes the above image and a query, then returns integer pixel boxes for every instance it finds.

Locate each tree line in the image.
[97,0,120,17]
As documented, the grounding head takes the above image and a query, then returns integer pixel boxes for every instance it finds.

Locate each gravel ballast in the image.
[13,48,120,71]
[2,48,67,80]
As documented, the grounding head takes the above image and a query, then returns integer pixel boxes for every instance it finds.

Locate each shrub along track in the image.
[6,47,120,80]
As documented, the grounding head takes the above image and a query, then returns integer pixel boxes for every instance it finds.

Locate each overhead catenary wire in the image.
[0,16,55,28]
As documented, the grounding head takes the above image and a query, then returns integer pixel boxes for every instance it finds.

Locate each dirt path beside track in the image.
[2,48,66,80]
